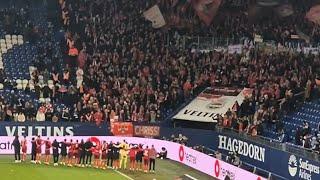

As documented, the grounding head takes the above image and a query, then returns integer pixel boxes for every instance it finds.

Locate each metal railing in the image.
[166,34,320,51]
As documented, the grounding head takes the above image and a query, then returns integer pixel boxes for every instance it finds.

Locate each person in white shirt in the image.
[17,112,26,122]
[36,110,45,122]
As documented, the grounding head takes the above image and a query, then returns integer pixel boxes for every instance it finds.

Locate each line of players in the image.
[16,136,157,172]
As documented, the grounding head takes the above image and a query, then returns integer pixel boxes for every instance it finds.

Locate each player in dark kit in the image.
[107,141,114,168]
[21,136,27,162]
[52,139,59,166]
[12,135,21,163]
[60,139,68,165]
[31,137,37,163]
[84,139,93,167]
[112,142,120,170]
[78,140,86,167]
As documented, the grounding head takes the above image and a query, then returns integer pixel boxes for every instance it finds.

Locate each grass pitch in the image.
[0,156,214,180]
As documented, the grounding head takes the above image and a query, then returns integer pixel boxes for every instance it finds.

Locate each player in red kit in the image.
[73,140,79,166]
[129,145,137,171]
[36,136,43,164]
[44,138,52,165]
[21,136,27,162]
[100,141,107,169]
[67,139,74,167]
[93,143,101,168]
[143,146,150,173]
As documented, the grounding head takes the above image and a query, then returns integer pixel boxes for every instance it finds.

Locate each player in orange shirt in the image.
[20,136,27,162]
[44,138,52,165]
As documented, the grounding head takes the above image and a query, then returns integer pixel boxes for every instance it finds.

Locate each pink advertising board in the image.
[0,136,265,180]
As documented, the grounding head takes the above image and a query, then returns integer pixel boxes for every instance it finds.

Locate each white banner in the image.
[143,5,166,28]
[173,87,252,123]
[228,44,243,54]
[0,136,266,180]
[302,47,319,55]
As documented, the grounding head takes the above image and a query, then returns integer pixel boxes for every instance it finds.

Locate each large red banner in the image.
[110,122,133,137]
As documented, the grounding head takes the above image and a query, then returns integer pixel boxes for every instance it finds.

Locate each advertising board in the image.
[0,122,109,136]
[0,136,265,180]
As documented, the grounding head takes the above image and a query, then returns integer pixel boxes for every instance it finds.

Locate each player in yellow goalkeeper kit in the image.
[119,140,130,169]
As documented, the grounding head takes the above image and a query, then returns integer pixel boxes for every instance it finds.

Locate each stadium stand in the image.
[0,1,319,179]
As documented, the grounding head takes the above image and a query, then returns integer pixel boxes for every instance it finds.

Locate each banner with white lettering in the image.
[303,47,319,55]
[0,122,109,136]
[173,87,252,123]
[211,132,320,180]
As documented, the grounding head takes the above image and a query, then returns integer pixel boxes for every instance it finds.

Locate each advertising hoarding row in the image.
[0,122,109,136]
[0,136,265,180]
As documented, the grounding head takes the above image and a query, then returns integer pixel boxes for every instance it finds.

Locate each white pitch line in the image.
[184,174,198,180]
[114,170,134,180]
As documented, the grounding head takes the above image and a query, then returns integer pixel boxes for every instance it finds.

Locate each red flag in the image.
[191,0,221,26]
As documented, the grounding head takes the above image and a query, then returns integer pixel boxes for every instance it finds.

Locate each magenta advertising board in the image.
[0,136,265,180]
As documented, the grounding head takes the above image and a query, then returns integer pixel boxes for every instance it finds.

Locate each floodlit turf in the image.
[0,156,214,180]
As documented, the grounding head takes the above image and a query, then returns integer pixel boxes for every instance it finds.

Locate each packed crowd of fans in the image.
[0,0,319,152]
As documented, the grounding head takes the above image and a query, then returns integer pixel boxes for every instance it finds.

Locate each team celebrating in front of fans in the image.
[12,135,157,172]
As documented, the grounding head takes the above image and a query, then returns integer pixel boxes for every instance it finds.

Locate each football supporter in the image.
[52,139,60,166]
[60,139,68,165]
[44,138,52,165]
[149,145,157,173]
[143,146,150,173]
[36,135,43,164]
[21,136,27,162]
[12,135,21,163]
